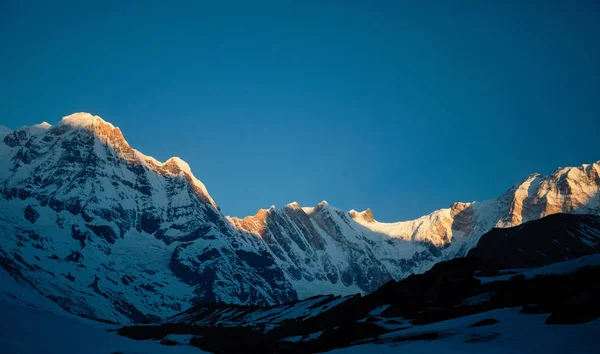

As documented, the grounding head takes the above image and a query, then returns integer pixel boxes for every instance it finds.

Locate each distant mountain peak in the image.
[33,121,52,129]
[280,202,300,212]
[349,208,375,223]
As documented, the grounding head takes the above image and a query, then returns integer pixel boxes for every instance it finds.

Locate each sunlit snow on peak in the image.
[33,122,52,129]
[59,112,116,130]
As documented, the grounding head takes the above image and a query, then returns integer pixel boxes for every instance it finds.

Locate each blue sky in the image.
[1,0,599,221]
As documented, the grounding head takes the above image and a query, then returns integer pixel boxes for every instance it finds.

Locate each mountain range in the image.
[119,213,600,353]
[1,112,599,324]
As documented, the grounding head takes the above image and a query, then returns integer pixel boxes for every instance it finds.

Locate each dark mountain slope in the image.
[467,213,600,268]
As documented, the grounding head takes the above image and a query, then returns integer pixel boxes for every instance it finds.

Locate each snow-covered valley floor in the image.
[2,299,598,354]
[0,301,206,354]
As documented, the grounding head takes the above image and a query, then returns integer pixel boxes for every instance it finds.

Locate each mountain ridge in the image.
[118,212,600,353]
[1,112,599,324]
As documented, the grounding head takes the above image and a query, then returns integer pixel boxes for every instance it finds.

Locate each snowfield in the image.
[327,308,600,354]
[0,301,207,354]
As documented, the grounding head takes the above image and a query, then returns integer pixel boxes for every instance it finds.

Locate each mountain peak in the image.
[164,156,193,175]
[349,208,375,223]
[59,112,115,130]
[284,201,302,210]
[33,122,52,129]
[313,200,332,214]
[257,205,277,215]
[316,200,329,207]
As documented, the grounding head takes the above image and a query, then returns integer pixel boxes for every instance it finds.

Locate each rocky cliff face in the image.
[1,113,599,324]
[227,201,431,298]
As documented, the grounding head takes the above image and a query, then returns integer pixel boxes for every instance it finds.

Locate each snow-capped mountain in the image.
[120,213,600,353]
[0,113,295,323]
[228,163,600,296]
[1,113,600,324]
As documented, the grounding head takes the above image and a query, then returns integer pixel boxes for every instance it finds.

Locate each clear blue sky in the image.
[1,0,599,221]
